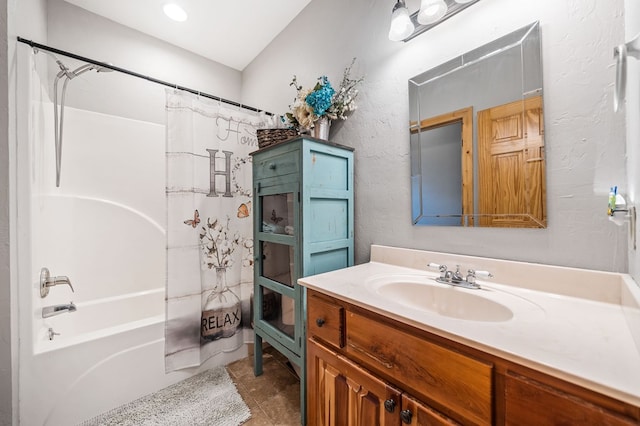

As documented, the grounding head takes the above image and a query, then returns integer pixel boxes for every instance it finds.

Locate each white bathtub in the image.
[24,285,247,426]
[36,288,165,354]
[28,289,173,425]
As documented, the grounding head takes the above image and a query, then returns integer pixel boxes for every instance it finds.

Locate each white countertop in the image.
[298,246,640,407]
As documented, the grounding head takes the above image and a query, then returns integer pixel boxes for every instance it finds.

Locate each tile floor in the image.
[227,345,302,425]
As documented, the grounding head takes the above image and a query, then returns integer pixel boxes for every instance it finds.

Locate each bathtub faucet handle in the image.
[40,267,74,298]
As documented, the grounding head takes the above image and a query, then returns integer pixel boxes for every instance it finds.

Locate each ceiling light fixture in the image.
[417,0,448,25]
[163,3,188,22]
[388,0,415,41]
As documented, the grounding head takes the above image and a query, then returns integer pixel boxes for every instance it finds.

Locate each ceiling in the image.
[63,0,312,71]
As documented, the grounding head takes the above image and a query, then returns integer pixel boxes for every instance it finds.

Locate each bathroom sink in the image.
[366,274,541,322]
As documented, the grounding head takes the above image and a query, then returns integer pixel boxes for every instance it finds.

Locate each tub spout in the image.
[42,302,76,318]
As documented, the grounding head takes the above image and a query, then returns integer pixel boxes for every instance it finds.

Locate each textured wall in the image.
[242,0,629,272]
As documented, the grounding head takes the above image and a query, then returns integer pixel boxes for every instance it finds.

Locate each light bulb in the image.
[163,3,188,22]
[417,0,448,25]
[388,0,415,41]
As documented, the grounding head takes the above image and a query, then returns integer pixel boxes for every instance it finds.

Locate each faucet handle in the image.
[474,270,493,279]
[466,269,493,284]
[427,263,447,278]
[40,267,74,298]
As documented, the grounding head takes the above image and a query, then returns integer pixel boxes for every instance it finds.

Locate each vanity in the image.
[300,245,640,425]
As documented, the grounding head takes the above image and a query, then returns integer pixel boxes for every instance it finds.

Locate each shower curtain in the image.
[164,90,265,372]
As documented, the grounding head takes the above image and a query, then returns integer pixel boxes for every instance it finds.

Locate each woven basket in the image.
[257,128,298,149]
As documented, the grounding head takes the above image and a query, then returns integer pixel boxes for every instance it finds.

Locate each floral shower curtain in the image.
[164,90,265,372]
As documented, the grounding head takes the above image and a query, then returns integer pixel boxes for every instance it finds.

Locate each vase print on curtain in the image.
[199,216,241,341]
[165,89,265,372]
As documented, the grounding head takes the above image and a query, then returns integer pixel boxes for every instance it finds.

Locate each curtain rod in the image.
[17,36,272,116]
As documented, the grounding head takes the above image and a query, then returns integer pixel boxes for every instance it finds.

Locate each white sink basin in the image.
[366,274,543,322]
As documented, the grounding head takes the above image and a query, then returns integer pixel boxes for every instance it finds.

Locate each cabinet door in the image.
[504,371,638,426]
[401,394,460,426]
[308,338,402,426]
[254,185,299,341]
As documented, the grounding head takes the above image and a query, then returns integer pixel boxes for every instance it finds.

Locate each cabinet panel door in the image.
[402,394,460,426]
[505,371,638,426]
[308,338,402,426]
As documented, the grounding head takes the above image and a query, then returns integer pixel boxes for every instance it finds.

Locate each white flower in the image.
[294,101,316,129]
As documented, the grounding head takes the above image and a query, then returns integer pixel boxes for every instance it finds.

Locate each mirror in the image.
[410,22,546,228]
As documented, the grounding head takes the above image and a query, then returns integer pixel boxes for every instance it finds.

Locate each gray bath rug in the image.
[79,367,251,426]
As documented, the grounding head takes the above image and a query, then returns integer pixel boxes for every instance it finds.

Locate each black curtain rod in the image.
[17,36,272,116]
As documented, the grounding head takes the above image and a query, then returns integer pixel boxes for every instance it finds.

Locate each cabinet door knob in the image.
[316,318,325,327]
[268,163,276,170]
[400,409,413,424]
[384,398,396,413]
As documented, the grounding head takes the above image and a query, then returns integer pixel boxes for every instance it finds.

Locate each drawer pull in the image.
[400,409,413,424]
[316,318,325,327]
[268,163,276,170]
[384,399,396,413]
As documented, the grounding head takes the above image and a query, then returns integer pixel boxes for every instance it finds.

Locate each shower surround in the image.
[17,53,247,425]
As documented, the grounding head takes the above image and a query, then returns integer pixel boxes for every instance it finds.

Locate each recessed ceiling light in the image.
[163,3,188,22]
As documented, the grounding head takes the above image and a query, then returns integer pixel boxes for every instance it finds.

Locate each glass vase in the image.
[201,266,241,341]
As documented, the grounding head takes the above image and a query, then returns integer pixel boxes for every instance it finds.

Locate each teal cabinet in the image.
[251,137,354,424]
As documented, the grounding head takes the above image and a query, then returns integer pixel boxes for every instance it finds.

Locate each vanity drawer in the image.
[254,151,299,181]
[346,310,493,425]
[307,293,344,350]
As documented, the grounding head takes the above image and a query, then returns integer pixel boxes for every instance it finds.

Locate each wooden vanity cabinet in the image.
[306,289,640,426]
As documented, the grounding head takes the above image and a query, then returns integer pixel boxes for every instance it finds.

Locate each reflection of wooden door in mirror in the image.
[478,96,546,228]
[413,107,474,225]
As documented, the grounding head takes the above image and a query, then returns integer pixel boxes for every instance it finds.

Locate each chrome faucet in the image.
[428,263,492,290]
[42,302,76,318]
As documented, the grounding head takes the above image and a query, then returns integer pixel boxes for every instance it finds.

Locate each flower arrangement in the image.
[286,58,364,131]
[199,216,241,269]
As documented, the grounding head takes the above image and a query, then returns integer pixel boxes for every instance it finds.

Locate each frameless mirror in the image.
[410,22,546,227]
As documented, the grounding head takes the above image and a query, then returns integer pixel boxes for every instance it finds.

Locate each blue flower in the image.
[305,77,335,116]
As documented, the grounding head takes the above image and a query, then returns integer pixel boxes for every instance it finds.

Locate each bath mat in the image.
[79,367,251,426]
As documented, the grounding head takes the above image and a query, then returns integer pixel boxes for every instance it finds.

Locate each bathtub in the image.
[36,288,165,354]
[23,285,247,426]
[27,289,172,425]
[22,189,187,425]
